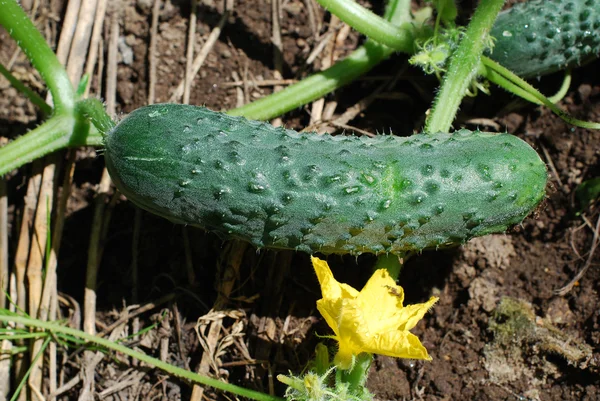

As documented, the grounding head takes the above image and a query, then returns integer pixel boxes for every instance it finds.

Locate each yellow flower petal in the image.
[311,257,437,369]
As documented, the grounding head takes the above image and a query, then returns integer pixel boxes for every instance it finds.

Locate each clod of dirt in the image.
[468,276,501,312]
[462,234,516,270]
[545,296,576,326]
[484,297,596,391]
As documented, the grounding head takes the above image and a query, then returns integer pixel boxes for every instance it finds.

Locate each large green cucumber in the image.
[104,104,547,255]
[490,0,600,78]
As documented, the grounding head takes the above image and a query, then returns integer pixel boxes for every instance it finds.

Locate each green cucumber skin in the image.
[105,104,547,255]
[490,0,600,78]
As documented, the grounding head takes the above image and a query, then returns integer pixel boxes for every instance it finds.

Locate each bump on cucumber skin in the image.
[105,104,548,256]
[490,0,600,78]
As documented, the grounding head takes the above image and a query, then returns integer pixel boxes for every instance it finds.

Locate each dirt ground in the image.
[1,0,600,400]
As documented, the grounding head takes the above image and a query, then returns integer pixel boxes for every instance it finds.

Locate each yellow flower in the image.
[312,256,438,369]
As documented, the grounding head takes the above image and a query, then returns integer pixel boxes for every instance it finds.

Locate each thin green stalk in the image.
[10,336,51,401]
[0,63,52,114]
[0,115,104,176]
[425,0,505,133]
[229,0,412,120]
[314,0,414,52]
[482,56,600,129]
[0,313,283,401]
[548,69,571,104]
[0,0,75,113]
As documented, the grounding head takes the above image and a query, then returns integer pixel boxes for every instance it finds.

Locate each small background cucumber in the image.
[104,104,547,255]
[490,0,600,78]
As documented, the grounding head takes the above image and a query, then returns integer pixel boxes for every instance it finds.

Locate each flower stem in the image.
[336,353,372,393]
[373,253,404,280]
[425,0,505,133]
[0,312,284,401]
[0,0,75,113]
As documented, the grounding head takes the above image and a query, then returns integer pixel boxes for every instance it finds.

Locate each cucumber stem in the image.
[0,0,75,113]
[425,0,505,133]
[0,115,104,176]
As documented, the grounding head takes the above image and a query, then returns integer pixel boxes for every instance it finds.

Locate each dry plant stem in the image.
[12,160,42,393]
[131,210,141,306]
[105,14,119,115]
[169,0,232,102]
[53,0,81,64]
[0,179,7,310]
[0,178,8,400]
[190,241,247,401]
[66,0,97,85]
[182,227,196,284]
[83,0,108,97]
[271,0,284,127]
[303,0,318,38]
[27,155,57,397]
[148,0,161,103]
[97,293,177,337]
[253,252,290,379]
[38,152,76,401]
[555,214,600,295]
[79,27,116,392]
[221,78,298,87]
[309,15,339,126]
[131,208,142,361]
[183,0,198,104]
[81,167,112,397]
[539,142,566,193]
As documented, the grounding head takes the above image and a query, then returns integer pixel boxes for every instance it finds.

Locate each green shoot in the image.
[425,0,505,133]
[0,312,283,401]
[0,0,75,113]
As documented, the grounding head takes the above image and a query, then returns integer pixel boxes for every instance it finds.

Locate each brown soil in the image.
[1,0,600,400]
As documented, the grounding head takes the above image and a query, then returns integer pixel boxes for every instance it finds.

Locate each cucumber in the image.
[490,0,600,78]
[104,104,547,255]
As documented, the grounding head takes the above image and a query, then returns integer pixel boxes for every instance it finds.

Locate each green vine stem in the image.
[0,63,52,114]
[229,0,413,120]
[314,0,414,52]
[425,0,505,133]
[481,56,600,129]
[0,0,75,113]
[0,115,103,176]
[0,312,283,401]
